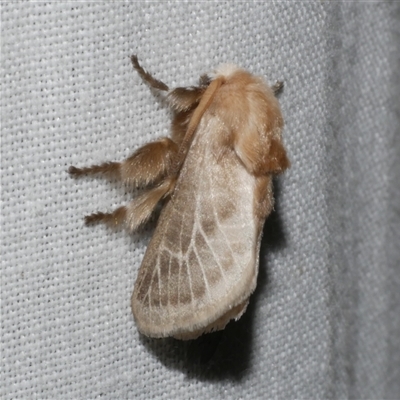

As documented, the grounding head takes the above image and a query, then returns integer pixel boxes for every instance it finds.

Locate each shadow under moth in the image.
[69,55,289,340]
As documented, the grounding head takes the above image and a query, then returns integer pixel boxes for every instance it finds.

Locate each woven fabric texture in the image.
[2,3,399,399]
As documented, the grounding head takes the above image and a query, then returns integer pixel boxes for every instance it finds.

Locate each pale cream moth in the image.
[69,55,289,340]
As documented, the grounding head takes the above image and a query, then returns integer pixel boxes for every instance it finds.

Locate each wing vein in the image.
[207,165,242,273]
[193,243,213,301]
[184,252,194,308]
[148,261,159,313]
[195,219,228,284]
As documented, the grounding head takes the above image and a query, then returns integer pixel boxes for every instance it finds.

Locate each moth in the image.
[69,55,289,340]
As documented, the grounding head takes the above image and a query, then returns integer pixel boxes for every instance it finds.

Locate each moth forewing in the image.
[132,115,262,339]
[69,56,289,340]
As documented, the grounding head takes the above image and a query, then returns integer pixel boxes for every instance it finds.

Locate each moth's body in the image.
[69,57,289,340]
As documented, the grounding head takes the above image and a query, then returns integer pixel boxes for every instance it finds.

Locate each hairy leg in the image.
[131,55,208,114]
[69,137,178,187]
[131,55,169,91]
[84,177,176,232]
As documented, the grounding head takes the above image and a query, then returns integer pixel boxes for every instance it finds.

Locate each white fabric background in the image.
[1,2,399,399]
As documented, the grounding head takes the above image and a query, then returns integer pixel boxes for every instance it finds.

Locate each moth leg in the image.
[85,207,127,229]
[168,86,209,144]
[119,138,178,186]
[131,55,206,112]
[171,109,196,145]
[167,86,206,112]
[131,55,169,91]
[272,81,284,95]
[69,137,179,187]
[84,177,176,232]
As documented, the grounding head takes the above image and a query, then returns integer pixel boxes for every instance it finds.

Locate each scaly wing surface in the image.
[132,116,262,338]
